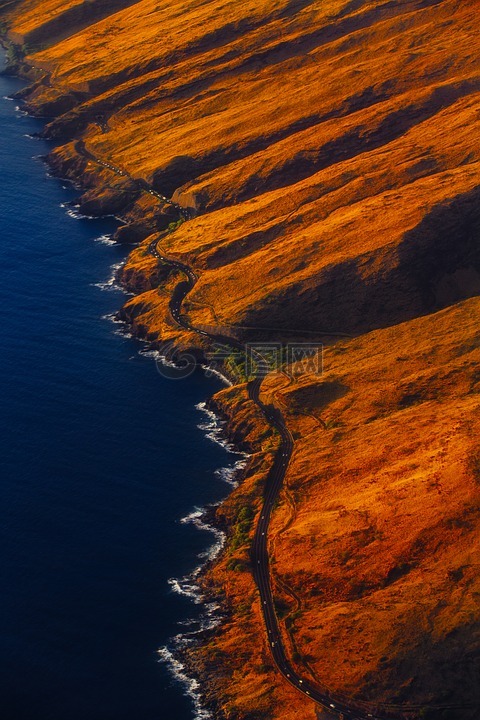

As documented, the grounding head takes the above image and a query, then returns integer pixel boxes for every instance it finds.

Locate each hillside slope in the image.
[2,1,479,718]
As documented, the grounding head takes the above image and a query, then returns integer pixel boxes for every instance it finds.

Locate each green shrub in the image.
[6,44,20,64]
[226,558,246,572]
[167,217,185,234]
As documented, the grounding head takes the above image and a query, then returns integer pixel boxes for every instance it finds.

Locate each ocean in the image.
[0,57,237,720]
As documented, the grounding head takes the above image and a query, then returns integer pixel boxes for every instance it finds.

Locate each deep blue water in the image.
[0,61,231,719]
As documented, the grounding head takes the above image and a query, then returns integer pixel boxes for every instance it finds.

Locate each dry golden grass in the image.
[5,0,480,716]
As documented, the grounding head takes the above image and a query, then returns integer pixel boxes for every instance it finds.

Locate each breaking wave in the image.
[94,233,116,246]
[160,403,250,718]
[157,645,214,720]
[92,261,124,291]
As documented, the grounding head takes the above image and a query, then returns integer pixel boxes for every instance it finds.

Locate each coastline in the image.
[0,49,265,719]
[159,403,251,720]
[0,48,370,720]
[87,232,256,718]
[75,196,259,718]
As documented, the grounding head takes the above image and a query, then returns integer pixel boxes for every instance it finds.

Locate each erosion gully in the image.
[71,140,466,720]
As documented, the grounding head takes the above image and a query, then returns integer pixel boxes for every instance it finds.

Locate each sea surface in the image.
[0,59,236,720]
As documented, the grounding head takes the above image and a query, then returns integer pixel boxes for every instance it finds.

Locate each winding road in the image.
[75,143,473,720]
[146,237,385,720]
[149,238,398,720]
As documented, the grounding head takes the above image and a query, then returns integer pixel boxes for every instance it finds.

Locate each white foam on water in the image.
[61,204,94,220]
[168,576,202,603]
[157,597,223,717]
[157,587,224,716]
[94,233,116,246]
[195,403,249,487]
[148,352,253,719]
[97,289,250,712]
[201,363,232,386]
[181,507,225,563]
[92,261,124,291]
[195,402,231,451]
[214,456,248,488]
[177,617,199,628]
[157,645,214,720]
[100,312,131,337]
[195,401,247,456]
[139,347,183,369]
[168,505,226,606]
[101,312,120,323]
[61,203,117,222]
[163,403,250,692]
[138,348,159,358]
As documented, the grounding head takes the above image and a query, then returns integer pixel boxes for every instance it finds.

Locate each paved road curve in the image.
[74,144,472,720]
[146,237,386,720]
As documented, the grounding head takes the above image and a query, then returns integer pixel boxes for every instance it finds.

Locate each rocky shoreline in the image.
[2,51,275,720]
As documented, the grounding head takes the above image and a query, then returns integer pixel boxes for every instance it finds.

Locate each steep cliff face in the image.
[3,0,479,718]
